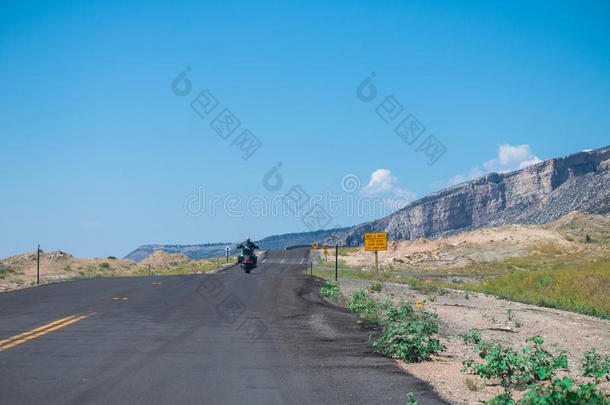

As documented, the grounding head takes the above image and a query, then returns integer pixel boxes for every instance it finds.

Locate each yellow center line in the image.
[0,313,95,353]
[0,314,78,346]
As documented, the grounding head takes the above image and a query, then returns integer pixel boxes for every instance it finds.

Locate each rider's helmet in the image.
[245,236,250,242]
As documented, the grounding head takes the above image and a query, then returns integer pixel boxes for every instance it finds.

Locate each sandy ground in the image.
[338,213,609,272]
[0,250,215,291]
[337,278,610,405]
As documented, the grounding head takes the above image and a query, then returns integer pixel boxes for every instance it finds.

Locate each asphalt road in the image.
[0,248,446,404]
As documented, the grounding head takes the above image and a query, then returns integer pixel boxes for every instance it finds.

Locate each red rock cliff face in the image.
[329,146,610,246]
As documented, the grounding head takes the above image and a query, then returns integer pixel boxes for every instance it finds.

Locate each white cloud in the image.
[361,169,397,195]
[443,144,541,187]
[483,144,541,173]
[361,169,416,211]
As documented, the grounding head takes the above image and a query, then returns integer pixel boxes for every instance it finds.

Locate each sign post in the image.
[225,246,230,263]
[335,245,338,281]
[364,232,388,279]
[36,244,40,285]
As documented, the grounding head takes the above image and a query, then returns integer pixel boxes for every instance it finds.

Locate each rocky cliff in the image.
[326,146,610,246]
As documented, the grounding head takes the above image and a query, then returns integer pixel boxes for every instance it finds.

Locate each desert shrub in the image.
[463,336,582,404]
[519,377,606,404]
[522,336,568,383]
[581,349,610,384]
[385,302,415,323]
[107,256,117,260]
[0,264,15,275]
[373,312,444,363]
[464,378,484,392]
[370,282,383,292]
[460,328,482,344]
[348,289,385,322]
[99,263,110,269]
[320,280,339,300]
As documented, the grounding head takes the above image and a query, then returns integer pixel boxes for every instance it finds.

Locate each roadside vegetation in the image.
[461,336,609,404]
[312,213,610,321]
[320,280,446,363]
[0,254,238,291]
[313,255,610,320]
[475,260,610,319]
[319,279,610,404]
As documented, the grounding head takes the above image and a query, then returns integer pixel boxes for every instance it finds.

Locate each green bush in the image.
[320,280,339,300]
[460,328,482,344]
[462,336,606,404]
[520,377,606,404]
[522,336,568,383]
[385,302,415,323]
[373,314,445,362]
[99,262,110,269]
[347,289,385,322]
[581,349,610,384]
[370,282,383,292]
[330,287,446,364]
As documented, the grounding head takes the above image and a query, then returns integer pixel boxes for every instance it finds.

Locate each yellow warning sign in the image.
[364,233,387,251]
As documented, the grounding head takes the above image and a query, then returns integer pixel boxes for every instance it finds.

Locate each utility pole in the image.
[226,246,229,263]
[36,244,40,285]
[335,245,338,282]
[148,264,151,277]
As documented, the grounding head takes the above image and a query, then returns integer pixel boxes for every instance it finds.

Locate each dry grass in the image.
[473,260,610,319]
[312,240,610,319]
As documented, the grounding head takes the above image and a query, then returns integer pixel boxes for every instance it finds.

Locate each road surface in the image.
[0,248,446,404]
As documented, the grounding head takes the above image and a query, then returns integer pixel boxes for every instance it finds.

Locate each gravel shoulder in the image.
[337,278,610,405]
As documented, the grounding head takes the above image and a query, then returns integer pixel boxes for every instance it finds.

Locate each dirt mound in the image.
[2,250,74,267]
[138,250,192,268]
[335,213,608,271]
[0,251,137,292]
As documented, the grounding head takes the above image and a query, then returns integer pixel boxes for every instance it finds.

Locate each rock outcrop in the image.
[326,146,610,246]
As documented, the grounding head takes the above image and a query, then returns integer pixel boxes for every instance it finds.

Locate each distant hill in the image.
[124,227,348,262]
[324,146,610,246]
[124,243,230,262]
[126,146,609,259]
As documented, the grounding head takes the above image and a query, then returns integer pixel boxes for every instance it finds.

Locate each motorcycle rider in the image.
[237,237,259,264]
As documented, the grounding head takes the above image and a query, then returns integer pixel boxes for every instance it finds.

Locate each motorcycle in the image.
[238,254,257,273]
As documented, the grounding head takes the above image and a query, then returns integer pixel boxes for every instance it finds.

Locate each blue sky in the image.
[1,0,609,258]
